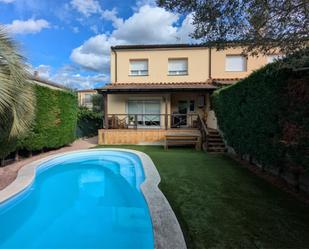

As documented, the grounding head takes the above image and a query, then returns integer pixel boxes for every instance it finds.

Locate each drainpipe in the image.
[112,47,118,83]
[208,47,212,79]
[207,47,212,116]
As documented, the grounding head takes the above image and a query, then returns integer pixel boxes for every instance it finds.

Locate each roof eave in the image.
[96,86,218,94]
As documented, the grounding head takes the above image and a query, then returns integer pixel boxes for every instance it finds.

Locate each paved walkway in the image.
[0,137,98,190]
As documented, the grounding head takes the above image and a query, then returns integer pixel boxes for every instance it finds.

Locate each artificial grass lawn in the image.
[96,145,309,249]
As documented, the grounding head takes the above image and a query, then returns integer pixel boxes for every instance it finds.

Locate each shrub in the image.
[91,94,104,113]
[76,106,103,138]
[0,84,77,159]
[212,53,309,172]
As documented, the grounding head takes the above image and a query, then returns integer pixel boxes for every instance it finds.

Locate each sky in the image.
[0,0,195,89]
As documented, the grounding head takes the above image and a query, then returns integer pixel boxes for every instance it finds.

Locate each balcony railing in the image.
[105,113,199,129]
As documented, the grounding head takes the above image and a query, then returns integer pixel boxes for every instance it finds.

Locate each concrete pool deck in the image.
[0,137,98,190]
[0,148,187,249]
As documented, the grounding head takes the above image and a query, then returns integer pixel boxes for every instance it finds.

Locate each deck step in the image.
[208,134,221,138]
[208,146,226,151]
[206,129,226,153]
[208,138,223,143]
[208,143,225,148]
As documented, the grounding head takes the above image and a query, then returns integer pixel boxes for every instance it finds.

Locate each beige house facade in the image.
[77,89,97,109]
[97,44,278,145]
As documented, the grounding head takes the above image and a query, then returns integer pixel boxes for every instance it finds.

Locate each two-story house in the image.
[77,89,97,109]
[96,44,279,145]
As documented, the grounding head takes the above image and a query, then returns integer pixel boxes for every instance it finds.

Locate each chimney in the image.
[34,71,39,77]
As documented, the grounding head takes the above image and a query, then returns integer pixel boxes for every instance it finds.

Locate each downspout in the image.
[208,47,212,79]
[112,47,118,83]
[207,46,213,124]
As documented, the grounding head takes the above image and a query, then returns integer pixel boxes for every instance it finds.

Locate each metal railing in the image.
[105,113,199,129]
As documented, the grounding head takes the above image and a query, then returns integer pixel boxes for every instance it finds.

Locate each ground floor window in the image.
[127,100,161,127]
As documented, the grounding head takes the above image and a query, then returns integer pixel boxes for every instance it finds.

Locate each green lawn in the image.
[96,145,309,249]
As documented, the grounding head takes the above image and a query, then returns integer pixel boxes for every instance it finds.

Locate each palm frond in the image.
[0,26,35,137]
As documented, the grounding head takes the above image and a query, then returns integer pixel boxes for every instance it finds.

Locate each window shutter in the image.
[130,60,148,71]
[225,56,246,71]
[169,59,187,71]
[168,59,188,74]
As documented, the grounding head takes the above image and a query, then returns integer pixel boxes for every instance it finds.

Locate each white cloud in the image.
[101,9,123,28]
[0,0,15,3]
[176,13,196,42]
[70,5,195,73]
[70,0,101,17]
[135,0,156,9]
[72,26,80,33]
[71,34,124,72]
[113,5,179,44]
[31,64,52,79]
[90,25,98,34]
[6,18,50,34]
[30,64,108,90]
[53,71,108,89]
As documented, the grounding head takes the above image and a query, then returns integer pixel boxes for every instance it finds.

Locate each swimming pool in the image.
[0,150,154,249]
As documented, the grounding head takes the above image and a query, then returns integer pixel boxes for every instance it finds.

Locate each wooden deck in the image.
[98,128,200,145]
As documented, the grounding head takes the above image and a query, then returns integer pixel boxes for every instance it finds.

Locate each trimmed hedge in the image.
[0,84,77,159]
[212,56,309,172]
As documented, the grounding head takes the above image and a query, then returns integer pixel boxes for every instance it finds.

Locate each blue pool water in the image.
[0,150,154,249]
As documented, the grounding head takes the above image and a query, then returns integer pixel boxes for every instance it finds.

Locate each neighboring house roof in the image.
[97,82,218,93]
[29,75,71,91]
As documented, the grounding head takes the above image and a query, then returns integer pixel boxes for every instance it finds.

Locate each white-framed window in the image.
[129,60,148,76]
[168,58,188,75]
[127,100,161,127]
[84,93,93,105]
[225,55,247,72]
[267,54,282,63]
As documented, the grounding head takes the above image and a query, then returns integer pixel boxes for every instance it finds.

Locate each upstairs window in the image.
[84,93,93,105]
[168,59,188,75]
[130,60,148,76]
[225,55,247,72]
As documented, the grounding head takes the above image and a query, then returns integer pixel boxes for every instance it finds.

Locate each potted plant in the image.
[128,115,135,126]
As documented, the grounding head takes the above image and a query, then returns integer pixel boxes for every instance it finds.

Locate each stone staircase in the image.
[207,129,226,153]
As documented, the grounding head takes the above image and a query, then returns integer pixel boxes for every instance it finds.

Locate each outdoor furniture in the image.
[108,115,128,129]
[164,131,201,150]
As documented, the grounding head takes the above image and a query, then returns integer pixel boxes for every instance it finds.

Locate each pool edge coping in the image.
[0,148,187,249]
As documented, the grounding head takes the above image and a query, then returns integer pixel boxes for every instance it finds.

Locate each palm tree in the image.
[0,26,35,138]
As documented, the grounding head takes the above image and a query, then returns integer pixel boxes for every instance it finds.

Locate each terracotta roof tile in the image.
[97,81,218,93]
[210,78,242,85]
[96,78,242,92]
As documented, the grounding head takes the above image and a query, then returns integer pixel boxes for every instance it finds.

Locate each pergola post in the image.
[164,96,168,130]
[103,93,108,129]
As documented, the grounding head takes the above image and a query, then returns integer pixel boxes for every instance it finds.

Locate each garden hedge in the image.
[0,84,77,159]
[212,54,309,172]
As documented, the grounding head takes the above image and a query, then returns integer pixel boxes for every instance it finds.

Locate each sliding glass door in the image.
[128,100,161,127]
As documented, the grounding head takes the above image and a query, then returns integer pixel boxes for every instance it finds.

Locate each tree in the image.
[91,94,104,113]
[0,26,35,138]
[158,0,309,56]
